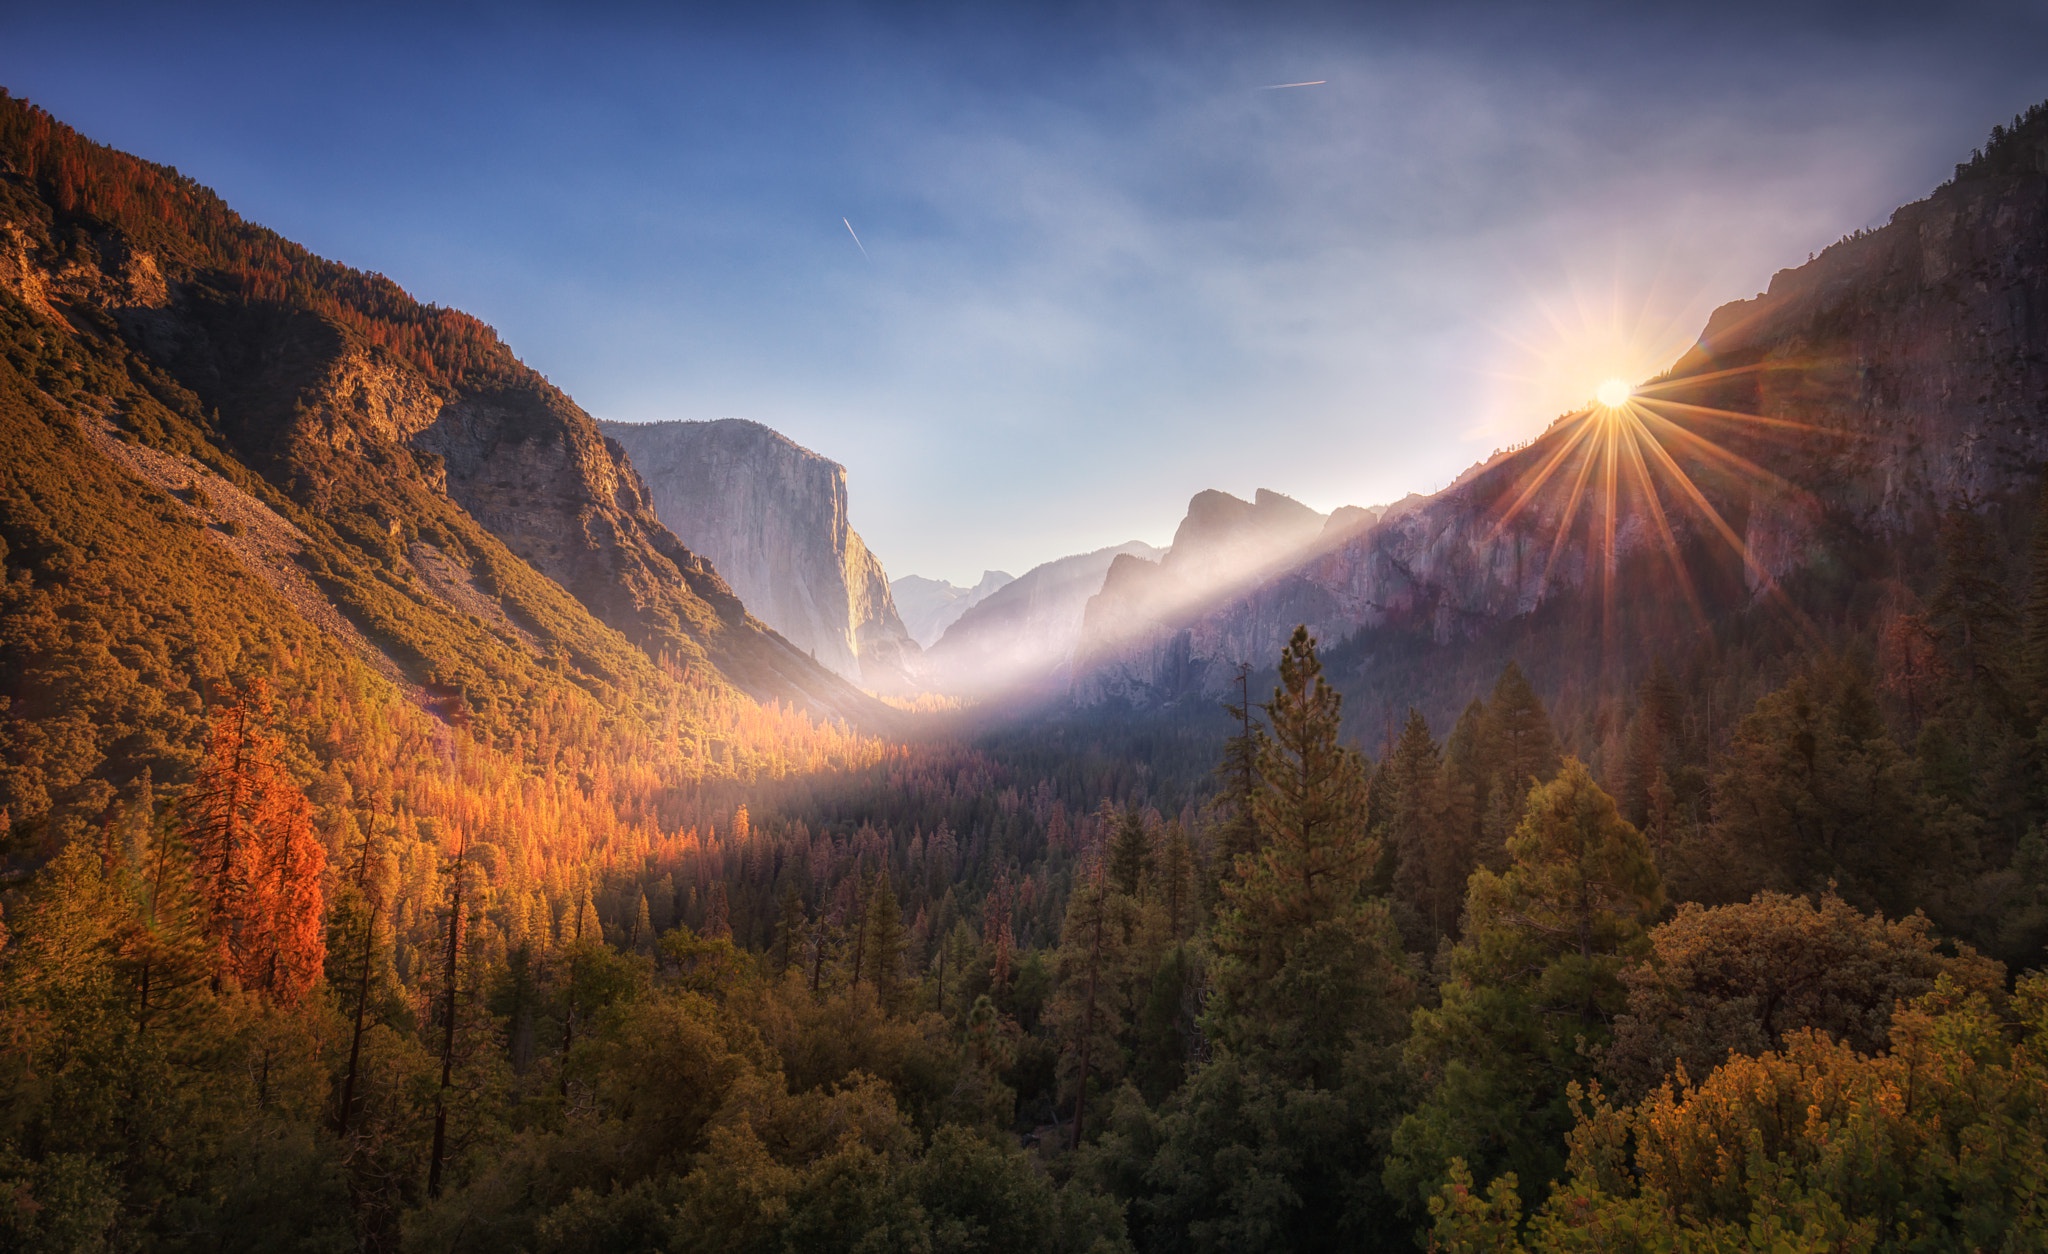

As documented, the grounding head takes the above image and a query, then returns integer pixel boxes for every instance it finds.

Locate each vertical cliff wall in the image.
[599,418,919,688]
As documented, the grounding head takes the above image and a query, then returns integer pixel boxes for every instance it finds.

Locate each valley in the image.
[4,81,2048,1254]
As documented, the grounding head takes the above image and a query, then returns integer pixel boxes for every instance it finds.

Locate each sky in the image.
[6,1,2046,584]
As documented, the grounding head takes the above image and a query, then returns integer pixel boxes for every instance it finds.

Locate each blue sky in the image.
[6,2,2045,583]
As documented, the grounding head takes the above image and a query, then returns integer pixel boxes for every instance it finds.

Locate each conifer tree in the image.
[1208,626,1410,1085]
[1478,662,1562,863]
[1211,662,1266,877]
[771,881,805,975]
[1052,857,1121,1150]
[866,873,907,1014]
[1156,821,1195,940]
[1107,807,1152,898]
[1384,709,1463,945]
[1930,504,2019,722]
[1388,758,1662,1216]
[2025,473,2048,709]
[180,684,327,1005]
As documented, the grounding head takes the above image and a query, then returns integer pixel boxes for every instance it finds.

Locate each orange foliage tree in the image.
[181,683,328,1004]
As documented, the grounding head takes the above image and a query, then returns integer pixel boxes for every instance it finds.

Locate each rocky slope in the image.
[1071,106,2048,707]
[599,418,920,690]
[0,92,887,740]
[921,541,1161,695]
[891,570,1014,648]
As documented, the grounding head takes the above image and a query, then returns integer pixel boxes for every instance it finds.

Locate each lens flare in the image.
[1485,356,1837,668]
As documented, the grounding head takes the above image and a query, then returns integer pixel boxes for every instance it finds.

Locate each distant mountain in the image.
[890,570,1014,648]
[921,542,1161,694]
[1074,488,1344,702]
[600,418,919,690]
[1067,107,2048,714]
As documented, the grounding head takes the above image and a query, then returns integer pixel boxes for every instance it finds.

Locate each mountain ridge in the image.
[1067,111,2048,711]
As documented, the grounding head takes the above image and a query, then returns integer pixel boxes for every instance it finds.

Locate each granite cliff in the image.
[600,418,920,690]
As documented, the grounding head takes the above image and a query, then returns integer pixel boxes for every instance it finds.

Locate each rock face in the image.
[1069,112,2048,706]
[922,542,1162,695]
[891,571,1014,648]
[600,419,920,689]
[1075,489,1337,701]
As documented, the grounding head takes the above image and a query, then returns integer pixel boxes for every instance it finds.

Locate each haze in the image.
[6,0,2044,583]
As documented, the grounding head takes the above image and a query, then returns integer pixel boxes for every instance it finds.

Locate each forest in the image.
[6,86,2048,1253]
[7,489,2048,1250]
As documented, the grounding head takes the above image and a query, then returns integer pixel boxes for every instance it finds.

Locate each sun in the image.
[1595,378,1632,410]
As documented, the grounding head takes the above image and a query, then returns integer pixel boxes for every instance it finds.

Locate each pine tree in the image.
[1384,709,1462,945]
[1157,821,1196,940]
[1478,662,1562,865]
[2023,473,2048,713]
[1107,807,1152,898]
[866,873,907,1014]
[1211,662,1266,877]
[1053,857,1121,1150]
[1930,504,2019,718]
[771,881,805,975]
[1388,758,1662,1216]
[1208,626,1410,1085]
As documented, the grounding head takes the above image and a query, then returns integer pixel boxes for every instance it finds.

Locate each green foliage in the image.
[1603,890,2005,1100]
[1389,759,1662,1217]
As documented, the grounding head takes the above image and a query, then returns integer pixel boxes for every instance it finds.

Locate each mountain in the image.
[890,570,1014,647]
[1069,108,2048,713]
[920,541,1161,694]
[0,91,889,841]
[599,418,919,690]
[1074,488,1340,701]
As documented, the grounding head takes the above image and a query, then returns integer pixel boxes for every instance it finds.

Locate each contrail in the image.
[842,217,870,261]
[1258,80,1326,90]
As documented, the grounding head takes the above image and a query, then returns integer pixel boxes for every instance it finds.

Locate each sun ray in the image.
[1633,404,1807,494]
[1489,412,1598,539]
[1636,394,1838,438]
[1539,420,1603,596]
[1615,406,1707,628]
[1631,358,1811,397]
[1626,411,1826,646]
[1600,405,1621,659]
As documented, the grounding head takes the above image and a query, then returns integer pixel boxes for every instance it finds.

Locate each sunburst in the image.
[1486,358,1835,666]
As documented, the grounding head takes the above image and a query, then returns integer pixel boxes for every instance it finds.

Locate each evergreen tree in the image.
[2025,472,2048,710]
[1108,807,1153,898]
[866,873,908,1015]
[1706,658,1924,913]
[1208,626,1410,1086]
[1478,662,1562,864]
[180,685,327,1005]
[1210,662,1267,885]
[1383,709,1464,946]
[1929,504,2019,719]
[1388,758,1662,1217]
